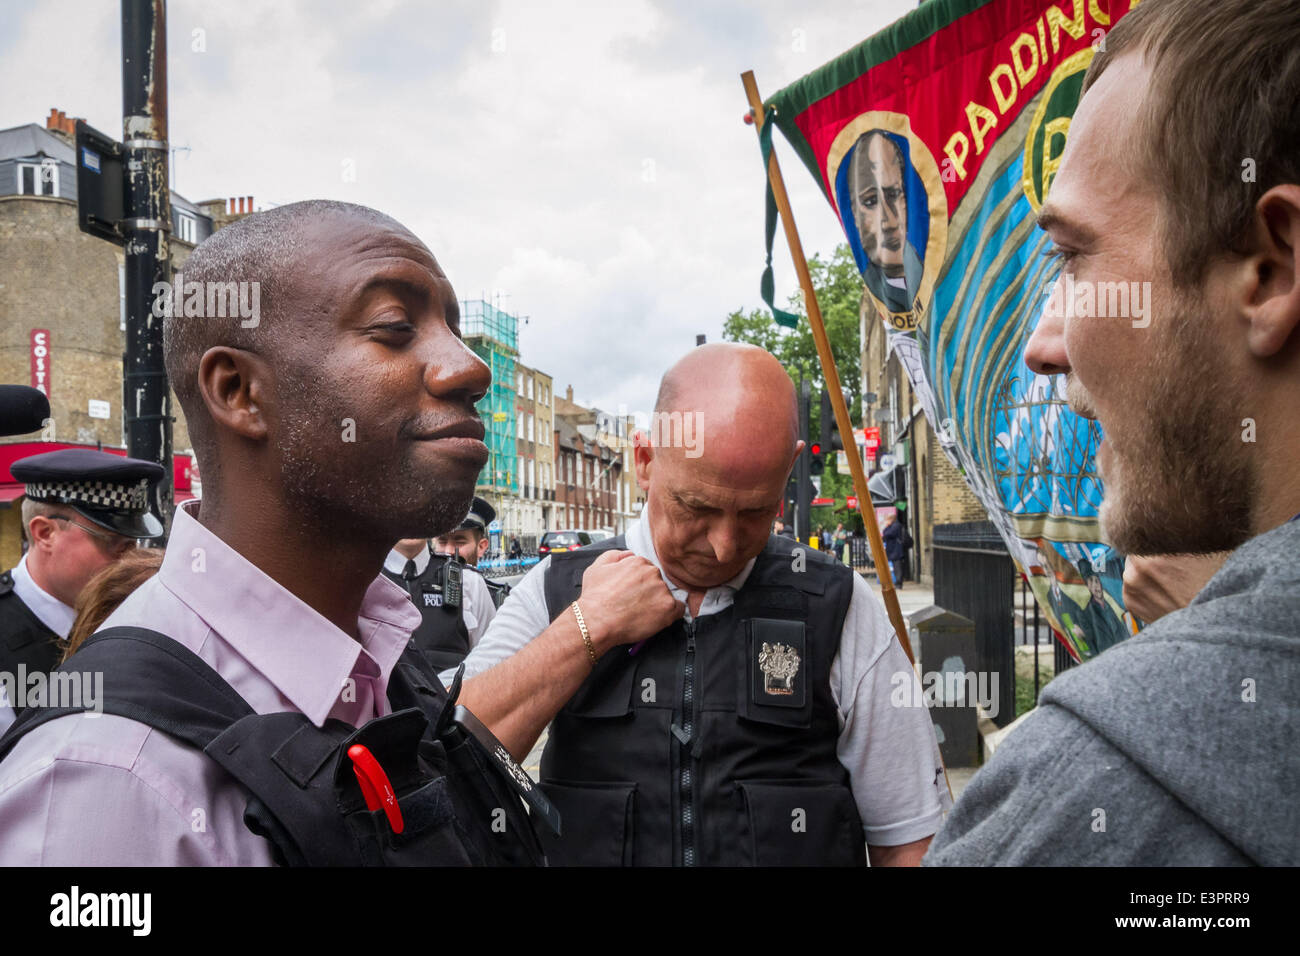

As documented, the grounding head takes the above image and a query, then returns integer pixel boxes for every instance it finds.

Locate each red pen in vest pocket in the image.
[348,744,404,834]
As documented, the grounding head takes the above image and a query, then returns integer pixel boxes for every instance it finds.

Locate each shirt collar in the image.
[384,545,430,577]
[625,502,758,618]
[11,553,76,638]
[158,501,420,725]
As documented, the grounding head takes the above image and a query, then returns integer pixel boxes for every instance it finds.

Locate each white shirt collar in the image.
[624,503,758,621]
[11,552,77,639]
[384,545,431,577]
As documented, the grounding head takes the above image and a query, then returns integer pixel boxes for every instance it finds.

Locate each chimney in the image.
[228,197,237,215]
[45,108,79,140]
[566,385,574,403]
[245,195,253,213]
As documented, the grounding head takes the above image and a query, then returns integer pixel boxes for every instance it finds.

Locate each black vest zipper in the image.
[679,617,697,867]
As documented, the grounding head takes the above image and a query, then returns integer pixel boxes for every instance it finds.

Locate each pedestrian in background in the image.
[882,512,905,587]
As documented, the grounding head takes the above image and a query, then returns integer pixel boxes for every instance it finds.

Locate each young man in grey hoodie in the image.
[925,0,1300,866]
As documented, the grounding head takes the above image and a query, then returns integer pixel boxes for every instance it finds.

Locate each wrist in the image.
[570,600,600,667]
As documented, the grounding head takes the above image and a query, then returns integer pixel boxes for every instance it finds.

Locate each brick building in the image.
[554,385,642,534]
[0,108,254,566]
[554,412,621,533]
[860,291,985,584]
[506,362,555,548]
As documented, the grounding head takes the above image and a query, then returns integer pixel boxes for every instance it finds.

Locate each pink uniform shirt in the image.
[0,502,418,865]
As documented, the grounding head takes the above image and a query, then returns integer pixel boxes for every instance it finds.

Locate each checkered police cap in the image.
[12,448,166,539]
[22,477,150,511]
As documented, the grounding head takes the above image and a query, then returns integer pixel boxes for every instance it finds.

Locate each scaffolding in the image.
[462,299,518,496]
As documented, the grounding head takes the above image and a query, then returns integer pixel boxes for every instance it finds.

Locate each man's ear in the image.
[1241,184,1300,359]
[632,430,653,493]
[26,513,59,554]
[196,346,271,441]
[788,438,806,476]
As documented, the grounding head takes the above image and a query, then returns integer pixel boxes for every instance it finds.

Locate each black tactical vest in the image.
[382,551,471,672]
[538,535,866,866]
[0,570,63,719]
[0,626,553,866]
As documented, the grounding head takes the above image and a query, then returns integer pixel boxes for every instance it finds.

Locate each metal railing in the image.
[932,522,1080,726]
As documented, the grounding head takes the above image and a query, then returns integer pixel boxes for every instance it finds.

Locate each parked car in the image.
[538,530,593,556]
[586,530,614,544]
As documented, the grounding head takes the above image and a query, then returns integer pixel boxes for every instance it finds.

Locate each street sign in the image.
[846,496,859,510]
[75,121,124,246]
[811,496,834,506]
[880,453,896,470]
[87,399,110,420]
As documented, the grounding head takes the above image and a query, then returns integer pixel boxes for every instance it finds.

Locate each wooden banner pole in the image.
[741,69,915,669]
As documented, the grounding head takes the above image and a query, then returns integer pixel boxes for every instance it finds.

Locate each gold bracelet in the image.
[571,600,597,667]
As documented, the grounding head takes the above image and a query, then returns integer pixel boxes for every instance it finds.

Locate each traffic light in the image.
[820,388,845,470]
[809,440,824,476]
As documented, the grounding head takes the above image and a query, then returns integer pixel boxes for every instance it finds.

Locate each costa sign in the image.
[30,329,50,396]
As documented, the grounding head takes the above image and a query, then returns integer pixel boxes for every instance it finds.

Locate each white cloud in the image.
[1,0,916,415]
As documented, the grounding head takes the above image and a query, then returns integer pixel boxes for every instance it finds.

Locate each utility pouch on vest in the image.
[0,627,548,867]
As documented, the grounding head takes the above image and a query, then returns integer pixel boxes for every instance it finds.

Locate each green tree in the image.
[723,243,867,530]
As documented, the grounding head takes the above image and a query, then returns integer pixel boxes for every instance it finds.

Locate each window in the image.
[176,213,197,244]
[18,161,58,197]
[517,416,524,439]
[527,414,534,442]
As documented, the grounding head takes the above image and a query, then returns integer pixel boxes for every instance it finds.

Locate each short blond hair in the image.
[1084,0,1300,287]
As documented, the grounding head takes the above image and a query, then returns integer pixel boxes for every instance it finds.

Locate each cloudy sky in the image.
[3,0,915,416]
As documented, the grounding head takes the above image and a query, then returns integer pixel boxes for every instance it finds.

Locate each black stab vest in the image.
[382,552,471,672]
[538,535,866,866]
[0,627,546,866]
[0,570,63,718]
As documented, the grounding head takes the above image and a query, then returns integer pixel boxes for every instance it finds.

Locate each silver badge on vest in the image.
[759,642,800,695]
[747,618,807,709]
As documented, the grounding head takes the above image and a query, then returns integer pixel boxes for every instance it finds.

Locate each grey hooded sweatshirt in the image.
[924,518,1299,866]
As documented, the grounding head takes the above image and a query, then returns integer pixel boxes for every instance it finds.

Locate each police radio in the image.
[441,557,463,610]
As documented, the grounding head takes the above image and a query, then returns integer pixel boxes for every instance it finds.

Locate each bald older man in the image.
[454,343,950,866]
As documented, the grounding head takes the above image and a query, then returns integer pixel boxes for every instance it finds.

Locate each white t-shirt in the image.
[449,517,952,847]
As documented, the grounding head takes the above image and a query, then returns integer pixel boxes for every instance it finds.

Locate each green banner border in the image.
[766,0,995,196]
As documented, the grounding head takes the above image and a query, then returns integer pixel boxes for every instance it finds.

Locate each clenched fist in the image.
[575,550,684,654]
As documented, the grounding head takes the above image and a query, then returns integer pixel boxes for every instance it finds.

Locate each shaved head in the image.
[652,342,799,475]
[638,342,802,590]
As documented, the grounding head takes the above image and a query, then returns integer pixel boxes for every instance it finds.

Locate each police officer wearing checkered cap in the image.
[0,449,163,732]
